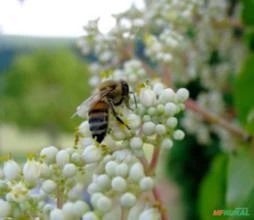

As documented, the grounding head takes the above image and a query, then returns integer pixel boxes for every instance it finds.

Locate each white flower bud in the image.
[74,201,89,216]
[81,137,94,147]
[79,121,91,136]
[0,199,11,217]
[173,130,185,140]
[161,138,173,149]
[158,88,175,104]
[112,129,127,140]
[120,192,136,208]
[23,160,41,183]
[87,182,100,194]
[43,204,53,214]
[127,114,141,129]
[96,174,111,189]
[50,208,64,220]
[96,196,112,212]
[139,177,154,191]
[40,146,58,164]
[105,161,117,176]
[82,212,99,220]
[129,163,144,181]
[147,107,156,115]
[156,104,164,114]
[139,208,160,220]
[153,82,164,94]
[42,180,56,194]
[166,117,178,128]
[143,122,156,136]
[63,202,76,218]
[130,137,143,149]
[164,103,177,116]
[115,163,129,177]
[71,152,82,163]
[56,150,70,167]
[3,160,21,180]
[143,115,151,122]
[155,124,166,135]
[111,176,127,192]
[140,89,156,107]
[62,163,77,178]
[83,145,102,163]
[91,192,104,207]
[176,88,189,102]
[68,184,84,200]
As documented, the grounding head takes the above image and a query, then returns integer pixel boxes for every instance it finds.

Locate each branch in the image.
[185,99,251,142]
[152,186,169,220]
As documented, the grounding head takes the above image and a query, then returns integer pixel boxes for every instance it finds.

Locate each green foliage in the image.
[234,54,254,134]
[226,148,254,210]
[198,154,228,220]
[0,49,90,133]
[241,0,254,26]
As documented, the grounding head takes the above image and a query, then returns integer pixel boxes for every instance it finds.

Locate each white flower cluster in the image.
[77,0,245,150]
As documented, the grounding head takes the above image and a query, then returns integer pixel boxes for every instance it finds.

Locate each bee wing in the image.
[73,87,113,118]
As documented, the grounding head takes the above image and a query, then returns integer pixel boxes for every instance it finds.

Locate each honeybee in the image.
[74,80,135,143]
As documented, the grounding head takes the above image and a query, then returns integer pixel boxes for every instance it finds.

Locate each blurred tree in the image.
[0,49,90,144]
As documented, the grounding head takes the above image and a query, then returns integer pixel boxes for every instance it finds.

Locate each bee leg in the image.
[108,100,130,130]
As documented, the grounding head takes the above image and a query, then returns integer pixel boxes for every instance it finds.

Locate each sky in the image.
[0,0,144,37]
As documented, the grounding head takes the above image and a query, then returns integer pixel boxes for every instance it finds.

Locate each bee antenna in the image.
[130,91,137,108]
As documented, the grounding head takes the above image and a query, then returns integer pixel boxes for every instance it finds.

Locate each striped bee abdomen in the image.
[88,100,109,143]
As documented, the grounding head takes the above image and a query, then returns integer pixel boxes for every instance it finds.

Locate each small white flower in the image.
[166,117,178,128]
[68,184,84,200]
[0,199,11,217]
[129,163,144,181]
[139,208,160,220]
[115,163,129,177]
[147,107,156,115]
[91,192,104,207]
[3,160,21,180]
[139,177,154,191]
[139,88,156,107]
[130,137,143,149]
[111,176,127,192]
[40,163,53,178]
[87,182,100,194]
[152,82,164,94]
[82,212,99,220]
[74,200,89,216]
[173,129,185,140]
[56,150,70,167]
[63,202,76,218]
[50,208,65,220]
[81,137,94,147]
[40,146,58,164]
[42,180,57,194]
[105,161,118,176]
[120,192,136,208]
[83,145,102,163]
[176,88,189,102]
[96,174,111,190]
[158,88,175,104]
[164,103,177,116]
[62,163,77,178]
[96,196,112,212]
[143,115,151,122]
[161,138,173,149]
[10,182,27,202]
[127,114,141,129]
[23,160,41,183]
[79,121,91,136]
[143,122,156,136]
[155,124,166,135]
[71,152,82,163]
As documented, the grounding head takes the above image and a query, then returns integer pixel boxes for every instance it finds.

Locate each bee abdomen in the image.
[88,101,109,143]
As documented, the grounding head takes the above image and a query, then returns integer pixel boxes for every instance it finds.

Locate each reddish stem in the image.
[186,99,251,142]
[149,146,160,173]
[152,186,169,220]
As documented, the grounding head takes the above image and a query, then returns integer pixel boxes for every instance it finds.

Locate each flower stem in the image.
[186,99,251,142]
[149,146,160,174]
[152,186,169,220]
[56,183,63,209]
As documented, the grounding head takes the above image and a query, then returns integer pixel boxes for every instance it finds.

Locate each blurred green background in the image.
[0,35,91,157]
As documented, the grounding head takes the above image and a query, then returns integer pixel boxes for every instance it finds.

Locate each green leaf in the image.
[234,54,254,134]
[226,148,254,210]
[241,0,254,26]
[198,154,228,220]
